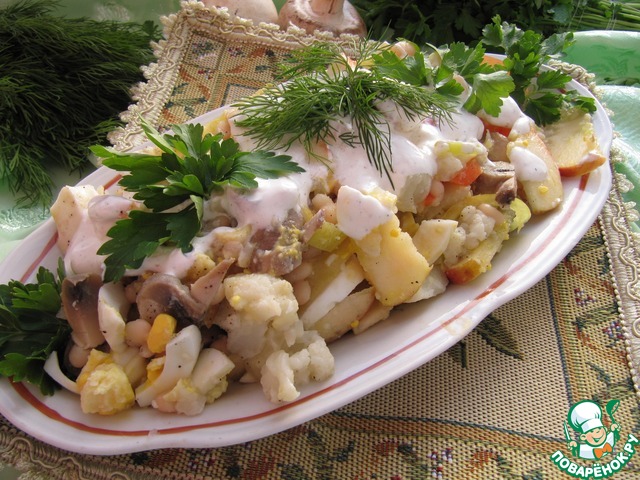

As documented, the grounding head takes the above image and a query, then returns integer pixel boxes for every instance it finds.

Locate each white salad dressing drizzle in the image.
[64,216,106,276]
[326,118,439,195]
[478,96,528,129]
[336,186,393,240]
[64,195,136,276]
[508,146,548,181]
[437,110,485,141]
[510,116,534,137]
[128,233,216,279]
[222,129,329,230]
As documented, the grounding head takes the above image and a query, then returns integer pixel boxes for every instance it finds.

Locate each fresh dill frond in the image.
[0,0,160,205]
[233,39,455,186]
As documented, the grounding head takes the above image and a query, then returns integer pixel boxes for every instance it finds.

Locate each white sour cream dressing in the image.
[336,186,393,240]
[215,133,328,230]
[508,146,548,181]
[64,195,137,276]
[510,116,534,137]
[327,119,438,195]
[437,110,485,141]
[478,96,527,129]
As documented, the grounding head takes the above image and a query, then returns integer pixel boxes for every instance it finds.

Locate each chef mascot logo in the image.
[566,400,619,460]
[550,399,639,479]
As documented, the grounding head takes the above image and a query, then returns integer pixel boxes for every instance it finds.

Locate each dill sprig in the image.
[233,40,454,185]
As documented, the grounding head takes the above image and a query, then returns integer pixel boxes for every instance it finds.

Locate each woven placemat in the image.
[2,2,640,478]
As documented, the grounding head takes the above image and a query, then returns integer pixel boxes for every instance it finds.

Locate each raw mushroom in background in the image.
[200,0,366,37]
[278,0,366,36]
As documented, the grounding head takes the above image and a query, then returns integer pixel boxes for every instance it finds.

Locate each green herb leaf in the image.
[371,48,431,86]
[440,42,493,79]
[464,71,515,116]
[480,16,594,125]
[92,120,303,282]
[0,262,70,395]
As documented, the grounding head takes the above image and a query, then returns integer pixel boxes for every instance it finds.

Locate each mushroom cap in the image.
[136,274,207,326]
[61,274,105,350]
[278,0,367,37]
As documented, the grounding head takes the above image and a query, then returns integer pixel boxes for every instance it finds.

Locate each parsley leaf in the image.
[481,16,596,125]
[91,120,304,282]
[371,48,432,86]
[464,71,515,116]
[0,261,70,395]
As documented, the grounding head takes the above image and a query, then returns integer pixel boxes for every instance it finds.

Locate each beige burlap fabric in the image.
[2,3,639,478]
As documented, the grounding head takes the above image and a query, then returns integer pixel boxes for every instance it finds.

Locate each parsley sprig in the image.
[372,41,515,116]
[0,261,70,395]
[91,120,304,282]
[481,17,596,125]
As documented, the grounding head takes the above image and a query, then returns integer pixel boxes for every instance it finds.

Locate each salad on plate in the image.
[0,20,609,420]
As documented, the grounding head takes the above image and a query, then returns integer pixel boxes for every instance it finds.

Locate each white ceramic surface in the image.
[0,79,613,455]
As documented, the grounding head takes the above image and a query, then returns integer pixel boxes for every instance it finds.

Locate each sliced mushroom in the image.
[485,130,510,163]
[190,258,235,307]
[136,274,207,326]
[495,176,518,205]
[61,274,105,350]
[472,161,518,205]
[278,0,366,36]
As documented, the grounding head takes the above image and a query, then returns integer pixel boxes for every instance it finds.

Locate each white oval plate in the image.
[0,79,613,455]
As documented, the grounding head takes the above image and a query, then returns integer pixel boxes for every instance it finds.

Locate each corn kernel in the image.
[538,185,549,194]
[229,295,242,308]
[147,314,177,354]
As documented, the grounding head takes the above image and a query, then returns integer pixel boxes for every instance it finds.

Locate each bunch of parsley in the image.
[0,262,69,395]
[480,17,596,125]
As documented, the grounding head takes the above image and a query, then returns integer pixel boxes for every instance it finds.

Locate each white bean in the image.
[125,319,152,347]
[68,342,91,369]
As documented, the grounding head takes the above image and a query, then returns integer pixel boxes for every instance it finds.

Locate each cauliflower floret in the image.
[224,273,298,325]
[458,205,496,250]
[303,336,335,382]
[443,206,496,266]
[260,332,334,403]
[80,362,135,415]
[260,350,298,403]
[217,273,335,404]
[219,274,300,359]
